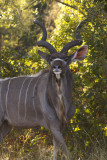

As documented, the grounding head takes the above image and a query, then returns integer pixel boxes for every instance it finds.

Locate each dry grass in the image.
[87,145,107,160]
[0,144,53,160]
[0,129,107,160]
[0,141,107,160]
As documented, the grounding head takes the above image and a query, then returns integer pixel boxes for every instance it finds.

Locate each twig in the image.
[55,0,86,16]
[24,0,37,10]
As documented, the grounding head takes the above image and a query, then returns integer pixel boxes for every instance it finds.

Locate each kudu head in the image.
[34,20,88,79]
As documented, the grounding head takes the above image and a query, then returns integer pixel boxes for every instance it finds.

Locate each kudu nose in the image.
[53,65,61,69]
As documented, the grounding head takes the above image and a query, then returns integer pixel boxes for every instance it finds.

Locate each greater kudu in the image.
[0,19,88,160]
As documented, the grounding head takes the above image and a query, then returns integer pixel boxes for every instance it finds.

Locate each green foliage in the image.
[0,0,49,78]
[0,0,107,159]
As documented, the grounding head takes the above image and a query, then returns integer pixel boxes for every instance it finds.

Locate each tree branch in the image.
[55,0,86,16]
[24,0,37,10]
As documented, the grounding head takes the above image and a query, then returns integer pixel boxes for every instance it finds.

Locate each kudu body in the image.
[0,20,88,160]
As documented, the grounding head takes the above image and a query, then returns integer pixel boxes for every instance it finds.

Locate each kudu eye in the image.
[50,58,53,61]
[65,57,68,61]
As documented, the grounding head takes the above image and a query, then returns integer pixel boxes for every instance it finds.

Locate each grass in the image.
[0,128,107,160]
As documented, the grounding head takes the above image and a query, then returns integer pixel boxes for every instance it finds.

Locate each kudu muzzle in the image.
[51,58,67,79]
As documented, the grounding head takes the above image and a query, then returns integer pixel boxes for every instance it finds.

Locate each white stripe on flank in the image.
[5,79,11,121]
[18,78,28,120]
[32,76,41,118]
[24,78,34,119]
[0,81,3,112]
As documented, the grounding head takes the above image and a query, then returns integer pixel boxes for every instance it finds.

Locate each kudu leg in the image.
[52,129,72,160]
[0,111,4,127]
[0,121,11,143]
[53,137,59,160]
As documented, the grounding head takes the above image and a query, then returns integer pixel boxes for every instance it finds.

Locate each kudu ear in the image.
[68,45,88,64]
[38,50,50,62]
